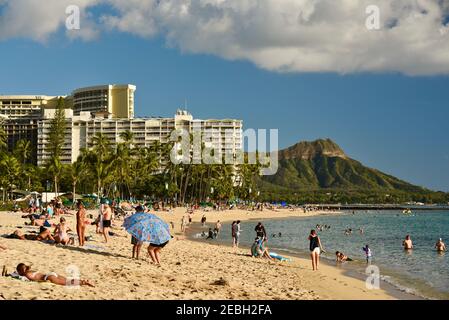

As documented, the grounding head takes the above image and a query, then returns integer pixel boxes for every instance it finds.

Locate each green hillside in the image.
[257,139,448,204]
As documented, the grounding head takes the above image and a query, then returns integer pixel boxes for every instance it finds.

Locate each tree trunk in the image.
[97,179,101,201]
[54,176,58,197]
[72,182,76,208]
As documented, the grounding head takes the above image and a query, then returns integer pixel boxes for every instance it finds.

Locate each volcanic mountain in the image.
[260,138,425,192]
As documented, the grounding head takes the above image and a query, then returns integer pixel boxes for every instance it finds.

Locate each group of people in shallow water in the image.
[308,230,448,271]
[401,235,447,253]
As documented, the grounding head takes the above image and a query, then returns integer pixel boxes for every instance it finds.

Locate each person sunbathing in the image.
[7,228,55,242]
[26,216,53,228]
[16,263,94,287]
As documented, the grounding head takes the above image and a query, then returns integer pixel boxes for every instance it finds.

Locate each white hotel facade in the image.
[0,85,243,166]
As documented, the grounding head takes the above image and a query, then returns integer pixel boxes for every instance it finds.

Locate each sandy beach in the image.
[0,208,400,300]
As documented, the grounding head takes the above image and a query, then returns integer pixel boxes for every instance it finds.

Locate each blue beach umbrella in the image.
[123,212,171,245]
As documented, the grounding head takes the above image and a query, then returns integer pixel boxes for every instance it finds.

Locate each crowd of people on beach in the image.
[1,197,177,287]
[2,199,448,292]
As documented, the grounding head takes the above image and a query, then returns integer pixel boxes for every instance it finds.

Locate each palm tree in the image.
[70,160,86,206]
[13,139,32,164]
[112,143,132,199]
[48,156,63,196]
[91,132,111,160]
[82,150,113,199]
[119,130,134,149]
[0,154,21,200]
[0,121,7,151]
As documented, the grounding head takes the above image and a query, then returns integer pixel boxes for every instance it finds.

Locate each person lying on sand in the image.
[336,251,353,262]
[16,263,94,287]
[7,228,55,242]
[25,216,53,228]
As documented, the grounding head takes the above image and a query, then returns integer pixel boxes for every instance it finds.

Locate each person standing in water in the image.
[76,200,87,247]
[403,235,413,250]
[214,220,222,238]
[435,238,447,252]
[102,202,113,243]
[308,230,324,271]
[363,245,373,264]
[231,221,237,247]
[232,221,241,248]
[255,222,267,240]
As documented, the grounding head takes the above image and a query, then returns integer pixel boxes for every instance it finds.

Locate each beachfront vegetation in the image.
[0,122,447,205]
[0,123,262,204]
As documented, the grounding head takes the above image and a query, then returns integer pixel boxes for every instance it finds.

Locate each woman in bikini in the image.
[76,200,87,247]
[147,240,170,266]
[54,217,73,245]
[16,263,94,287]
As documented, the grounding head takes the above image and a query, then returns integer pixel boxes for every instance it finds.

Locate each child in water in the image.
[363,245,372,264]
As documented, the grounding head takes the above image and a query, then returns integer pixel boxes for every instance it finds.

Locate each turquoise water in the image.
[215,210,449,299]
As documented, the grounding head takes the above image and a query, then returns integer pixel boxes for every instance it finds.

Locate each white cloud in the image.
[1,0,449,75]
[0,0,100,42]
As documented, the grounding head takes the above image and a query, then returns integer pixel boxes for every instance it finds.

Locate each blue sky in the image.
[1,34,448,191]
[0,1,448,191]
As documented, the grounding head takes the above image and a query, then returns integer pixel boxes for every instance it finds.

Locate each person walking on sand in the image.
[181,215,187,233]
[102,201,113,243]
[76,200,87,247]
[403,235,414,250]
[308,230,324,271]
[435,238,447,252]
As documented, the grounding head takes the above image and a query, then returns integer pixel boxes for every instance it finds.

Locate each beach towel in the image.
[269,252,291,262]
[8,271,30,282]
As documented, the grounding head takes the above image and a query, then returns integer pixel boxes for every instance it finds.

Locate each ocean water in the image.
[211,210,449,299]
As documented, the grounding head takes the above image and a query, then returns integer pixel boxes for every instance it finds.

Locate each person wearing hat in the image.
[102,200,113,243]
[435,238,447,253]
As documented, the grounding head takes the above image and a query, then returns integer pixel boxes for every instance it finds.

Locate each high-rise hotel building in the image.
[0,85,243,166]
